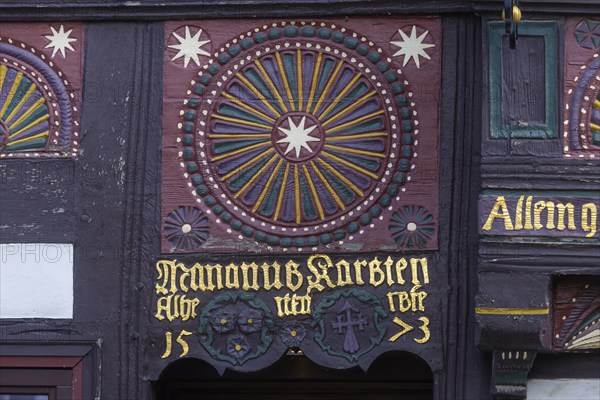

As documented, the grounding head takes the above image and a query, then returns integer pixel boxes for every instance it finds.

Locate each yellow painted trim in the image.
[293,165,301,224]
[275,52,295,112]
[301,164,325,220]
[312,60,344,116]
[1,72,23,118]
[221,92,275,123]
[8,97,46,130]
[233,154,279,199]
[236,74,281,118]
[309,160,345,211]
[221,147,273,181]
[211,114,272,130]
[316,157,364,197]
[325,108,383,134]
[4,82,36,124]
[0,65,8,92]
[325,143,386,159]
[322,90,377,128]
[6,131,48,147]
[211,141,269,162]
[475,307,549,315]
[254,59,289,114]
[296,49,303,111]
[325,132,388,141]
[320,150,379,180]
[317,73,361,119]
[273,164,291,221]
[305,52,323,113]
[9,114,49,138]
[252,158,284,213]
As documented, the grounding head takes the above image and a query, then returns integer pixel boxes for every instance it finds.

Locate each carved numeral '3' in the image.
[161,330,193,358]
[414,317,430,344]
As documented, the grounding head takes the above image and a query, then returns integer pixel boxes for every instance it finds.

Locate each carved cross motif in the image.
[331,300,368,354]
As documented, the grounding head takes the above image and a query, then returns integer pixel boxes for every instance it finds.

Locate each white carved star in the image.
[44,25,77,58]
[390,26,435,69]
[277,116,320,158]
[168,26,211,68]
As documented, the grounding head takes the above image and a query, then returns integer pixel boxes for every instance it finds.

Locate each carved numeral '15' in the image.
[161,330,193,358]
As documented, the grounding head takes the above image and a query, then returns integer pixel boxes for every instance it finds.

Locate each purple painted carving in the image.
[161,18,442,252]
[574,20,600,50]
[332,300,369,354]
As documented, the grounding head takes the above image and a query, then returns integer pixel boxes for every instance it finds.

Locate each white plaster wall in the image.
[0,243,73,319]
[528,379,600,400]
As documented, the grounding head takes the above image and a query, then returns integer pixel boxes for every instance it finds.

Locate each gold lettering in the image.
[557,203,576,231]
[395,258,408,285]
[285,260,303,292]
[369,257,385,287]
[582,203,598,238]
[155,294,200,322]
[398,291,411,312]
[155,260,179,295]
[155,296,172,321]
[482,196,514,231]
[241,262,260,291]
[161,332,173,359]
[384,257,395,286]
[262,262,283,290]
[414,317,430,344]
[335,259,354,287]
[176,330,193,357]
[410,290,428,312]
[353,260,367,285]
[179,296,200,321]
[307,254,336,294]
[524,196,533,230]
[386,290,428,313]
[534,200,555,230]
[275,294,288,317]
[224,263,240,289]
[274,293,312,317]
[410,258,429,291]
[515,195,524,230]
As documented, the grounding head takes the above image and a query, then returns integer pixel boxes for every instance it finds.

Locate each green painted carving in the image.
[488,21,558,139]
[311,288,387,362]
[198,292,274,366]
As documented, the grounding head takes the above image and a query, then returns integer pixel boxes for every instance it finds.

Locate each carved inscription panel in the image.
[155,17,442,375]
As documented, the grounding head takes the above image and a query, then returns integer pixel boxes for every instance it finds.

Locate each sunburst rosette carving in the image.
[178,22,420,249]
[0,36,78,157]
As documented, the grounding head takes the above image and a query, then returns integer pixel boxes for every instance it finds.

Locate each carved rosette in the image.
[0,38,78,156]
[198,292,274,366]
[178,22,419,249]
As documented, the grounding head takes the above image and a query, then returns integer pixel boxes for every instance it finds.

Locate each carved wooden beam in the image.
[491,350,536,400]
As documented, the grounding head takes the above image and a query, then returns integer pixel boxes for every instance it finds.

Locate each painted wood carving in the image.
[479,193,599,239]
[553,276,599,352]
[0,24,83,157]
[563,18,600,157]
[161,18,440,254]
[155,17,442,375]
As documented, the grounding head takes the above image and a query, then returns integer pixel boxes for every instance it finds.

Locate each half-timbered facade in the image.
[0,1,598,399]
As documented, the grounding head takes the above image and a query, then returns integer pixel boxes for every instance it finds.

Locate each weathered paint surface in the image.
[0,2,597,399]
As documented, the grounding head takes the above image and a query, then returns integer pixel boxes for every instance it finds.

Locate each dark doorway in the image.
[155,352,433,400]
